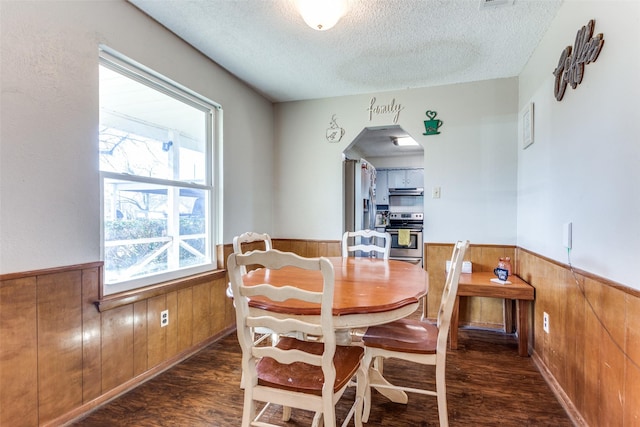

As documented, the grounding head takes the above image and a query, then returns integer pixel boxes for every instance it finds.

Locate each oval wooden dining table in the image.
[242,256,428,329]
[241,256,428,405]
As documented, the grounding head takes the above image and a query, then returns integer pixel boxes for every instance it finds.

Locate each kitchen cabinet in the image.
[387,168,424,189]
[375,170,388,205]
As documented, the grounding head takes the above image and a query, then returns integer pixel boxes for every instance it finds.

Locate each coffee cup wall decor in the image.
[423,110,443,135]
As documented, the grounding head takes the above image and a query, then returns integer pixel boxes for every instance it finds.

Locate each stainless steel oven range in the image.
[386,212,424,265]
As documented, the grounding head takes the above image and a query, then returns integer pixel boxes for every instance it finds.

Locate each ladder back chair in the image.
[361,240,470,427]
[228,249,367,427]
[233,231,273,275]
[229,232,278,346]
[342,229,391,344]
[341,229,391,260]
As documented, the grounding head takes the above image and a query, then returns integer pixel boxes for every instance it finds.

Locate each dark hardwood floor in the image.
[73,327,572,427]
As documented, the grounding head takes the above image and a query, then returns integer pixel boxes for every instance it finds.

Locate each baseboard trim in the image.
[531,349,586,427]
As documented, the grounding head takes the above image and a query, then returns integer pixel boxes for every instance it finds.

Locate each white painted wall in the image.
[0,1,274,274]
[517,1,640,289]
[274,79,519,244]
[4,0,634,292]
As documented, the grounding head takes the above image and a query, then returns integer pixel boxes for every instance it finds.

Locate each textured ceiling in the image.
[129,0,563,103]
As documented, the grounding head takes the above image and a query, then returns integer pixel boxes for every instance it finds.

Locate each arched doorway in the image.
[342,125,425,265]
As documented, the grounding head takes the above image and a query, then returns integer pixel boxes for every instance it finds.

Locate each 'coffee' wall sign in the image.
[552,19,604,101]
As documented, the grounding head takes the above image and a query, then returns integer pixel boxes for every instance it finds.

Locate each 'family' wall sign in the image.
[367,97,404,124]
[552,19,604,101]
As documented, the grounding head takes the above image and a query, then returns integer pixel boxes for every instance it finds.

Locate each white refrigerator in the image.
[343,159,376,233]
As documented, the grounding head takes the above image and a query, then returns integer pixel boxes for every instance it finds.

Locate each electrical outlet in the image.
[160,309,169,327]
[543,312,549,334]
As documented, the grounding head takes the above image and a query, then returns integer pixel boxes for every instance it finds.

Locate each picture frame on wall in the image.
[522,102,534,149]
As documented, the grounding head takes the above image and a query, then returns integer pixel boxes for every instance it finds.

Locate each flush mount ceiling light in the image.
[298,0,345,31]
[392,136,419,147]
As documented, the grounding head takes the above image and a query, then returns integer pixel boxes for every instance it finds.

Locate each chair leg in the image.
[311,410,324,427]
[362,351,374,423]
[436,363,448,427]
[355,365,367,427]
[363,384,372,423]
[282,405,291,421]
[241,391,255,427]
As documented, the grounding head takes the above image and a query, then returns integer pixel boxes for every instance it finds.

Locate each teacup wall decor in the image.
[423,110,443,135]
[325,114,345,142]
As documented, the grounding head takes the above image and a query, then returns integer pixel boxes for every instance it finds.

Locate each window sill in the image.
[95,269,227,312]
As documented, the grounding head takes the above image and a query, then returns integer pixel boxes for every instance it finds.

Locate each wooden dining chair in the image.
[229,232,278,346]
[361,240,470,427]
[228,249,367,427]
[341,229,391,259]
[233,231,273,275]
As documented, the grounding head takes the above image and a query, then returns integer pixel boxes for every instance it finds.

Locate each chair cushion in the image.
[256,337,364,395]
[362,318,439,354]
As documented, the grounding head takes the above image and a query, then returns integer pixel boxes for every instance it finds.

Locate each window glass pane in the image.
[103,178,210,285]
[98,53,217,293]
[99,65,206,183]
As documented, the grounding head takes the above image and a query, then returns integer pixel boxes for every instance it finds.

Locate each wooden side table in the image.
[451,272,535,356]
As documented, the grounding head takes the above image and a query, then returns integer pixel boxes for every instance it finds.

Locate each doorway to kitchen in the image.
[342,125,425,265]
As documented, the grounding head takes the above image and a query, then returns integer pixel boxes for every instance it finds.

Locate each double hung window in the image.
[99,49,219,295]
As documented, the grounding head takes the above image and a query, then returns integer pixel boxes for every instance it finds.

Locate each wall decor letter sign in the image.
[552,19,604,101]
[367,97,404,123]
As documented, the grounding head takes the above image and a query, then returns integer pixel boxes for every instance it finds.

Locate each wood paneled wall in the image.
[425,242,640,426]
[517,248,640,427]
[216,238,342,269]
[0,262,234,427]
[3,239,638,426]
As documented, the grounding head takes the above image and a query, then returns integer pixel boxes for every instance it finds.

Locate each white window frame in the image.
[99,47,223,296]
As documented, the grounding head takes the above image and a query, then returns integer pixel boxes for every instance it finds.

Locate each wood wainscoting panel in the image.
[0,277,38,427]
[271,239,341,259]
[221,239,342,269]
[177,287,194,353]
[192,282,211,343]
[133,300,148,376]
[317,241,341,257]
[626,294,640,425]
[424,243,451,320]
[81,267,102,403]
[37,271,84,424]
[210,276,231,336]
[147,295,168,368]
[1,262,233,426]
[597,282,626,427]
[101,305,135,392]
[271,239,292,253]
[166,291,179,358]
[288,240,309,257]
[518,248,640,427]
[582,275,602,425]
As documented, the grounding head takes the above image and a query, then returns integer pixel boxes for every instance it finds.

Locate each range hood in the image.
[388,187,424,196]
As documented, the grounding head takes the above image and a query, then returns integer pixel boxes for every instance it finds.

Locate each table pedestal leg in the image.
[368,367,409,404]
